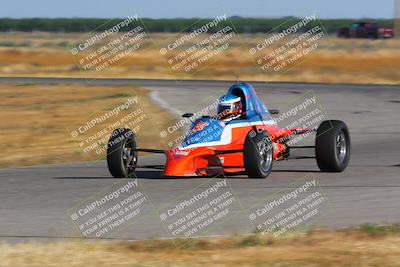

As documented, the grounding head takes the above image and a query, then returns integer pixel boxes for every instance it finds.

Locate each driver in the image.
[217,94,243,121]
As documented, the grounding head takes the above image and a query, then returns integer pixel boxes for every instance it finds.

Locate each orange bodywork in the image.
[162,123,301,177]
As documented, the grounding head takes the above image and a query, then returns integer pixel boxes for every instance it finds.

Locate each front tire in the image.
[315,120,350,172]
[107,128,138,178]
[243,130,273,178]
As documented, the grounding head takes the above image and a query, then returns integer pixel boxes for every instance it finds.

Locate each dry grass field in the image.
[0,83,179,168]
[0,32,399,84]
[1,226,400,267]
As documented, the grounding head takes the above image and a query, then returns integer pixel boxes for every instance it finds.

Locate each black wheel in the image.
[315,120,350,172]
[107,128,138,178]
[243,130,273,178]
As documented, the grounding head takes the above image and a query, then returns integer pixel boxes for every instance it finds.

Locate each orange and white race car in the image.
[107,82,350,178]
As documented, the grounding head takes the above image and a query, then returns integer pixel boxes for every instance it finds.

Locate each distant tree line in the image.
[0,18,394,34]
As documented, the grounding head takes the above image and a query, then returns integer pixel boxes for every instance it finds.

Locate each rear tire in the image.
[107,128,138,178]
[315,120,350,172]
[244,130,273,178]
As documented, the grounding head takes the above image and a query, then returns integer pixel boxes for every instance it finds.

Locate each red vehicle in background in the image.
[338,21,394,39]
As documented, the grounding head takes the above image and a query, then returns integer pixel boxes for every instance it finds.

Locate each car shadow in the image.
[52,170,192,180]
[272,169,321,173]
[53,168,322,180]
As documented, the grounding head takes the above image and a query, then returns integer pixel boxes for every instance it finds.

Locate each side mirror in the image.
[268,109,279,115]
[182,113,194,118]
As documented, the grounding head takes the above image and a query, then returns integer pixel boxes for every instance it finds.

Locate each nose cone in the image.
[163,149,196,177]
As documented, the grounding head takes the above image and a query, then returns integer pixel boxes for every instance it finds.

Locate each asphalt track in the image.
[0,77,399,243]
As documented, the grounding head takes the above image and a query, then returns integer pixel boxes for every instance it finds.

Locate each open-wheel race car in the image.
[106,82,350,178]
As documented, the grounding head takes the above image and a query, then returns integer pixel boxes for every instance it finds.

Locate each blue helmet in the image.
[217,94,243,120]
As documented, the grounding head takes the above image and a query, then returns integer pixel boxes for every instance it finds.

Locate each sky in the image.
[1,0,397,19]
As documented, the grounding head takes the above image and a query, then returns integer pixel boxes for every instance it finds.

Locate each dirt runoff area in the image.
[0,83,180,168]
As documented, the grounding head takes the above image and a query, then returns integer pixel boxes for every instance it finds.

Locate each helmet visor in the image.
[217,104,232,116]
